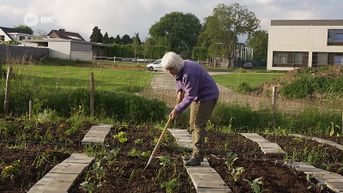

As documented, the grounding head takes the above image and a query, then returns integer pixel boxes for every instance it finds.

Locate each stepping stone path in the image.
[168,129,232,193]
[28,124,112,193]
[290,134,343,151]
[239,133,286,157]
[168,128,193,149]
[28,153,94,193]
[287,162,343,193]
[82,124,112,144]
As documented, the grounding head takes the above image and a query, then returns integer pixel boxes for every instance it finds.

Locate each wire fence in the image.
[138,72,343,115]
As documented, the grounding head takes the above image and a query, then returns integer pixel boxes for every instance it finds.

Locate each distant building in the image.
[267,20,343,71]
[47,29,85,41]
[0,26,33,42]
[22,29,107,61]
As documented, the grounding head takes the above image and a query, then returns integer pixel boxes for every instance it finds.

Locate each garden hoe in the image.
[144,116,173,170]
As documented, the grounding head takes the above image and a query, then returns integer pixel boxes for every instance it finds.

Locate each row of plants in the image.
[175,103,342,136]
[0,143,71,193]
[70,122,195,193]
[264,134,343,175]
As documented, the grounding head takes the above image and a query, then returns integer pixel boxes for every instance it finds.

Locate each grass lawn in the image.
[212,72,284,91]
[4,64,153,93]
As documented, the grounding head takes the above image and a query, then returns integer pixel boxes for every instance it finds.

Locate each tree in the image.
[149,12,202,55]
[247,30,268,66]
[132,33,141,58]
[14,25,33,35]
[114,35,121,44]
[121,34,132,44]
[198,3,260,67]
[103,32,109,44]
[90,26,103,43]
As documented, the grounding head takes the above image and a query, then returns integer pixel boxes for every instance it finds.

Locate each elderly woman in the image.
[161,51,219,166]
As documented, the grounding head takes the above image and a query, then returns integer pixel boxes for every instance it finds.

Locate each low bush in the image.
[208,103,341,134]
[0,87,167,123]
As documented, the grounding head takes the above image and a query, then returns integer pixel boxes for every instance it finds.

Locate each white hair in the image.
[161,51,184,73]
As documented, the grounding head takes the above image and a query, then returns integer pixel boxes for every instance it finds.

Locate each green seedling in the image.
[161,178,179,193]
[113,131,128,143]
[1,160,21,181]
[244,177,264,193]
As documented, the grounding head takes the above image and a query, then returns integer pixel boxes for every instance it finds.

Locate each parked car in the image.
[146,59,163,71]
[242,62,253,69]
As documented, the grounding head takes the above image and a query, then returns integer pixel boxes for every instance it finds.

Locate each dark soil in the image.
[0,144,70,193]
[316,135,343,145]
[205,132,334,193]
[0,117,92,150]
[264,134,343,175]
[70,123,196,193]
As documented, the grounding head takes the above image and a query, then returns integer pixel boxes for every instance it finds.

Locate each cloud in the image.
[0,0,342,40]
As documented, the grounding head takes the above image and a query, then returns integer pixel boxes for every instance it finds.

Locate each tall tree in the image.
[247,30,268,66]
[14,25,33,35]
[114,35,121,44]
[149,12,201,55]
[198,3,260,67]
[121,34,132,44]
[90,26,103,43]
[103,32,109,44]
[132,33,141,58]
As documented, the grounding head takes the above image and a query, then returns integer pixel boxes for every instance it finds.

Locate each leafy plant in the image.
[231,167,245,182]
[161,178,179,193]
[1,160,21,181]
[134,138,143,145]
[225,152,239,171]
[113,131,128,143]
[244,177,264,193]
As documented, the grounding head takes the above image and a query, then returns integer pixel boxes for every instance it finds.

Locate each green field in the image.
[212,73,284,91]
[7,64,153,93]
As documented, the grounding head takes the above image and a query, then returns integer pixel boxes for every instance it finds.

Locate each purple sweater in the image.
[174,61,219,113]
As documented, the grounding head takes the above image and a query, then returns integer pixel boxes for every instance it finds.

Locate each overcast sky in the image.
[1,0,342,41]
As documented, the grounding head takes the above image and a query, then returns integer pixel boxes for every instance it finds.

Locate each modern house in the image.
[0,26,33,42]
[267,20,343,71]
[22,29,107,61]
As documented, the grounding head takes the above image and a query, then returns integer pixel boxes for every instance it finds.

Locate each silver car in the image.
[146,59,162,71]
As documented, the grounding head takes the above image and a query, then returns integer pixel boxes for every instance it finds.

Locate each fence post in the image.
[4,66,12,115]
[341,112,343,134]
[89,72,95,115]
[272,86,277,127]
[113,56,116,63]
[29,100,32,120]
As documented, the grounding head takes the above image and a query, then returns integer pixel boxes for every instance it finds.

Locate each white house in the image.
[267,20,343,71]
[0,26,33,42]
[22,29,107,61]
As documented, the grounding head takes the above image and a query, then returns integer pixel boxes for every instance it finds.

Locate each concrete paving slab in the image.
[240,133,286,156]
[198,187,233,193]
[49,162,89,174]
[291,134,343,151]
[82,124,112,144]
[287,161,343,193]
[62,153,94,164]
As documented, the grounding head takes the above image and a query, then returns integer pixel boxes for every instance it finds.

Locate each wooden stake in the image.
[29,100,32,120]
[89,72,95,115]
[4,66,12,115]
[272,86,277,127]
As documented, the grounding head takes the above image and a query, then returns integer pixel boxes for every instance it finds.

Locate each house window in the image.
[19,36,25,41]
[273,51,308,67]
[0,35,4,41]
[312,52,343,66]
[328,29,343,45]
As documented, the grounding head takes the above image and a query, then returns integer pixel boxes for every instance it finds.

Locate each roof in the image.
[22,38,110,47]
[47,29,85,41]
[0,26,18,40]
[271,20,343,26]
